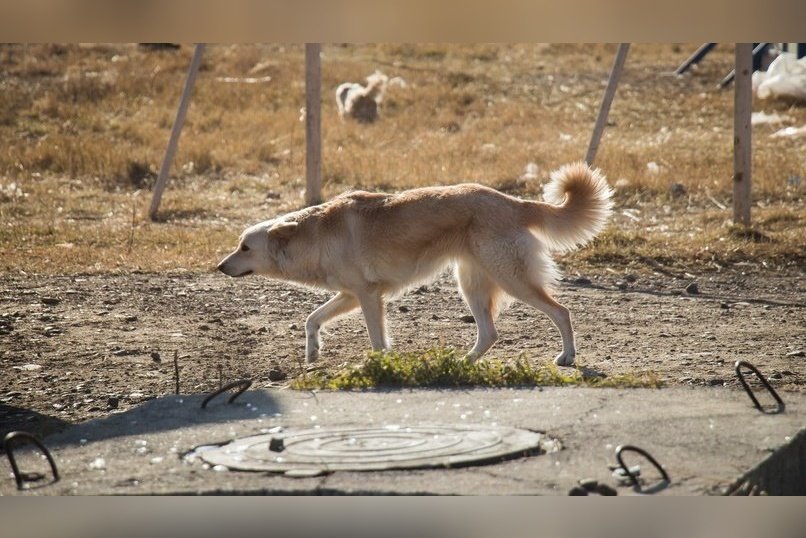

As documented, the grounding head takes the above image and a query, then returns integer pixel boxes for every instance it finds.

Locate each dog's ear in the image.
[267,221,298,240]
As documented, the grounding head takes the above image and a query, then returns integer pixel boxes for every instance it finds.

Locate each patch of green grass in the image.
[291,348,662,390]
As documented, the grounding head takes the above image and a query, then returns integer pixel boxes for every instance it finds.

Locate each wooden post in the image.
[733,43,752,226]
[149,43,206,220]
[305,43,323,206]
[585,43,630,166]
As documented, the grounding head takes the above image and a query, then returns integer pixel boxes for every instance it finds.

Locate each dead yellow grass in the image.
[0,43,803,274]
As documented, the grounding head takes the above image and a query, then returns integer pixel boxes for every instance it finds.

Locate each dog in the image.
[218,162,613,366]
[336,71,388,123]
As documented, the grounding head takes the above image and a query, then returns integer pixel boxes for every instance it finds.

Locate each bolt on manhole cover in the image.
[191,424,557,474]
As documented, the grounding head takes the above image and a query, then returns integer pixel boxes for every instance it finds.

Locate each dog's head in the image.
[217,220,298,278]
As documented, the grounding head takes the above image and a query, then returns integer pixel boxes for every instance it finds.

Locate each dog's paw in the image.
[462,353,478,363]
[554,352,576,367]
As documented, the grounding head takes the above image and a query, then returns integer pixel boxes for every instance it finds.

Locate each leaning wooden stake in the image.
[305,43,323,206]
[149,43,206,220]
[733,43,752,226]
[585,43,630,166]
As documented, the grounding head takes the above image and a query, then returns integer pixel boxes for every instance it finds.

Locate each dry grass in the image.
[0,43,803,275]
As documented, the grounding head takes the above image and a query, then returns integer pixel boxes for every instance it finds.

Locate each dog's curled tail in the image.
[525,162,614,252]
[364,71,388,101]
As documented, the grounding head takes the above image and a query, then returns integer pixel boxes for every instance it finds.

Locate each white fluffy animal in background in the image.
[752,53,806,101]
[336,71,389,123]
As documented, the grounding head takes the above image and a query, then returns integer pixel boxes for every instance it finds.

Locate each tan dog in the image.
[218,162,613,366]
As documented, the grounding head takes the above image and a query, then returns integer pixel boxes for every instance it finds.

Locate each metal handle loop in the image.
[201,379,253,409]
[3,431,60,490]
[734,361,785,414]
[615,444,670,492]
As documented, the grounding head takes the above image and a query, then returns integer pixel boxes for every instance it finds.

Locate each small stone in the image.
[41,297,61,306]
[595,483,618,496]
[268,368,287,382]
[269,437,285,452]
[578,478,599,490]
[288,323,298,330]
[398,305,410,313]
[150,352,161,362]
[199,324,210,331]
[670,183,687,197]
[459,315,475,323]
[707,378,726,386]
[720,302,730,309]
[568,486,588,496]
[107,397,119,409]
[624,274,638,283]
[574,277,592,285]
[615,281,627,290]
[124,315,138,323]
[685,282,699,294]
[785,350,804,357]
[14,363,43,371]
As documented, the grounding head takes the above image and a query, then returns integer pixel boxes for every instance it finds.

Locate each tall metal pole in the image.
[585,43,630,166]
[149,43,206,220]
[305,43,323,206]
[733,43,752,226]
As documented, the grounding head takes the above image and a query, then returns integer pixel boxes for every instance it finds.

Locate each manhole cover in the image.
[195,424,553,473]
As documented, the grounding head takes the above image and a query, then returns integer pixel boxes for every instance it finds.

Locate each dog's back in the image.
[301,171,609,295]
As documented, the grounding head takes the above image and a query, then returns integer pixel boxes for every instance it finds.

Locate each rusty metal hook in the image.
[200,379,253,409]
[3,431,60,490]
[615,444,670,492]
[734,361,785,414]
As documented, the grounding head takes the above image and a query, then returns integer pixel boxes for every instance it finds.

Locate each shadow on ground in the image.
[43,391,282,447]
[1,404,70,450]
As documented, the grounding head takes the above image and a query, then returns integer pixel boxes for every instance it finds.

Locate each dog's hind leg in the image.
[524,288,576,367]
[498,280,576,366]
[477,237,577,366]
[356,290,391,352]
[305,292,359,363]
[456,263,502,361]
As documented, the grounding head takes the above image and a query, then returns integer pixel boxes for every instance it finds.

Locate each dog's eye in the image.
[240,244,250,252]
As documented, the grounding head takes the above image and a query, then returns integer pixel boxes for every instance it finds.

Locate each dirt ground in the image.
[2,264,803,438]
[0,43,803,442]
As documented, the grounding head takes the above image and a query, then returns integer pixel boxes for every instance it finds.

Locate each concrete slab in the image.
[2,387,803,495]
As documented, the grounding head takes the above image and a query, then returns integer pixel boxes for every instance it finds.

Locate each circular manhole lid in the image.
[196,424,552,473]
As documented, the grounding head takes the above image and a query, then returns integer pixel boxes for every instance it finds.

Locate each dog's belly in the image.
[362,239,463,295]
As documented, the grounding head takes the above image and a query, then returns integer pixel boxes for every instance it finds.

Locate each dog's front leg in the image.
[356,290,390,352]
[305,292,359,363]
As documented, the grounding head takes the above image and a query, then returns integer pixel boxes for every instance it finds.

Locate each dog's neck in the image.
[273,240,327,289]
